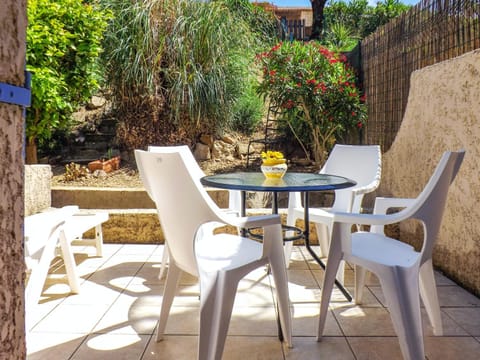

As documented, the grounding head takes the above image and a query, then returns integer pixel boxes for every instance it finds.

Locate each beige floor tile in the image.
[150,244,167,257]
[178,271,199,286]
[31,303,111,333]
[425,336,480,360]
[163,306,200,335]
[288,259,308,270]
[26,332,87,359]
[116,244,159,256]
[142,335,198,360]
[70,333,150,360]
[437,285,480,307]
[99,244,124,255]
[348,336,403,360]
[37,282,73,306]
[342,268,380,287]
[228,306,280,336]
[292,305,342,337]
[316,281,381,307]
[287,270,322,304]
[60,281,123,306]
[422,308,469,336]
[25,245,480,359]
[99,255,153,270]
[434,271,457,286]
[443,307,480,336]
[26,301,62,332]
[367,285,386,305]
[93,295,158,335]
[333,306,396,336]
[287,269,318,287]
[223,336,285,359]
[170,286,202,307]
[285,336,355,359]
[287,250,309,270]
[232,269,276,307]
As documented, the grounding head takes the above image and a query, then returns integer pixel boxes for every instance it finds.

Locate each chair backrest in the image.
[147,145,241,213]
[144,145,205,199]
[395,150,465,264]
[135,150,221,276]
[320,144,382,212]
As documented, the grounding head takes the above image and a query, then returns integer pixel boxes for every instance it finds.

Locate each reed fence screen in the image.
[361,0,480,151]
[280,18,306,41]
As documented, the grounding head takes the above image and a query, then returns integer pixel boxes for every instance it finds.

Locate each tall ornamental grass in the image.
[100,0,277,149]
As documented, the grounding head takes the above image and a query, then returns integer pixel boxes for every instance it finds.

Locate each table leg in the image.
[302,192,353,302]
[272,192,278,214]
[241,190,247,237]
[270,192,284,341]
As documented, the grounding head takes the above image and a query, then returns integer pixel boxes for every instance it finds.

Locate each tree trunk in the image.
[0,0,28,359]
[25,138,38,164]
[310,0,327,40]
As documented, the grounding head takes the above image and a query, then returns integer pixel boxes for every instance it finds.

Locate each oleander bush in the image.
[256,41,367,165]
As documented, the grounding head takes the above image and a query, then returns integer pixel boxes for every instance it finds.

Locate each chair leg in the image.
[316,222,345,285]
[283,241,294,269]
[158,242,169,280]
[284,213,298,268]
[378,266,424,360]
[314,223,330,258]
[269,254,293,348]
[354,264,367,304]
[198,271,239,360]
[156,261,182,341]
[58,230,80,294]
[419,259,443,336]
[25,239,58,311]
[317,224,344,341]
[94,224,103,257]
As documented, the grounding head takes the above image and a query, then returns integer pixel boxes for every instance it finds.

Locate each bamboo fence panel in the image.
[361,0,480,151]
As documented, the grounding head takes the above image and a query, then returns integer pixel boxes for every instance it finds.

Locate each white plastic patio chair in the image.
[286,144,382,276]
[317,150,465,360]
[135,150,292,360]
[146,145,241,279]
[24,207,80,312]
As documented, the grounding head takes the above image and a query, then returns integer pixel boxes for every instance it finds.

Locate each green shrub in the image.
[26,0,110,163]
[231,84,264,136]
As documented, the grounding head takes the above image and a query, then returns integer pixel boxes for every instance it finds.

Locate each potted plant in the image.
[87,149,120,173]
[260,150,287,178]
[256,41,367,166]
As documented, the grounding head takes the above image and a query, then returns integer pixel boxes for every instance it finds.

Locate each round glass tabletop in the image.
[200,172,356,192]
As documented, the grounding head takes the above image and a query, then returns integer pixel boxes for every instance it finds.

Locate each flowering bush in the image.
[256,41,367,165]
[261,150,286,165]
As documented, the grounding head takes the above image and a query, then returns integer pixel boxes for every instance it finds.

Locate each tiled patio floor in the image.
[26,243,480,359]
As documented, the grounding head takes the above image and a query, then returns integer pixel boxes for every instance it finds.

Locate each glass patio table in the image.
[201,171,356,302]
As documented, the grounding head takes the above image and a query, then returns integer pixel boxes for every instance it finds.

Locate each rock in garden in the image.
[194,143,211,161]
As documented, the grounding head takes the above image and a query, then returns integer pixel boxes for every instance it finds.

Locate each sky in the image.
[252,1,420,7]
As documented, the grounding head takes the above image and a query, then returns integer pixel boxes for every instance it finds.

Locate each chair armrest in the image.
[373,197,415,215]
[332,210,406,228]
[370,197,415,234]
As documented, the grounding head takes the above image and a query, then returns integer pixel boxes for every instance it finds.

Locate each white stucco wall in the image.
[378,49,480,296]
